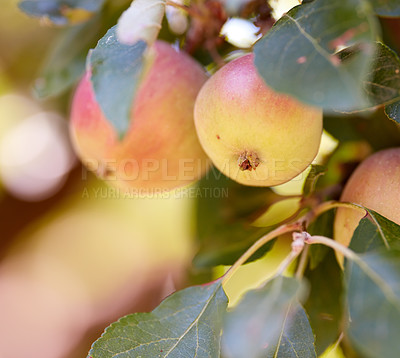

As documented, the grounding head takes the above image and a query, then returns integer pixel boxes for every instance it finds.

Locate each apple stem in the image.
[274,250,300,277]
[165,1,188,11]
[221,200,366,286]
[304,234,358,261]
[222,222,303,285]
[305,234,390,295]
[295,244,309,279]
[308,200,365,223]
[274,237,305,277]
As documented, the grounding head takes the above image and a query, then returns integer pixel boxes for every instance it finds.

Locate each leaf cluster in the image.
[16,0,400,357]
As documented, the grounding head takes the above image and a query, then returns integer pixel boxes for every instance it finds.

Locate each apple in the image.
[334,147,400,249]
[70,40,210,192]
[194,53,323,187]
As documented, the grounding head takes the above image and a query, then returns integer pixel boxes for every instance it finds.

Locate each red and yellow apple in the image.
[70,40,210,192]
[194,53,323,187]
[334,147,400,249]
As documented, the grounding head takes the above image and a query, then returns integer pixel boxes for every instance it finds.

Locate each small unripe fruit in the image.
[334,147,400,249]
[194,54,323,187]
[70,41,210,192]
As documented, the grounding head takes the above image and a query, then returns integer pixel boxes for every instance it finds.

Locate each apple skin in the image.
[194,53,323,187]
[70,40,210,192]
[334,147,400,249]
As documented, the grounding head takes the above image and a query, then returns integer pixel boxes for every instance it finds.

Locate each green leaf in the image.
[265,304,317,358]
[385,100,400,123]
[308,211,334,269]
[370,0,400,17]
[88,26,147,138]
[34,15,101,98]
[304,250,343,355]
[253,0,378,111]
[193,167,284,268]
[350,209,400,253]
[222,276,306,358]
[349,217,382,253]
[345,250,400,358]
[193,226,275,269]
[302,164,326,197]
[18,0,105,25]
[363,42,400,108]
[324,109,400,151]
[89,281,228,358]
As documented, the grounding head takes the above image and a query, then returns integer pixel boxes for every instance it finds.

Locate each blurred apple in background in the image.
[0,92,77,201]
[0,3,195,356]
[0,180,195,358]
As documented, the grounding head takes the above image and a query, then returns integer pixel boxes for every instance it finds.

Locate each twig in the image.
[165,0,188,11]
[310,200,365,223]
[305,235,358,261]
[275,249,302,277]
[295,244,309,279]
[221,200,366,286]
[222,222,302,285]
[165,1,199,17]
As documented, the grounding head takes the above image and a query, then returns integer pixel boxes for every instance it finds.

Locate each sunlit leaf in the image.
[254,0,378,111]
[88,26,147,138]
[117,0,166,45]
[302,164,326,197]
[89,281,228,358]
[350,209,400,253]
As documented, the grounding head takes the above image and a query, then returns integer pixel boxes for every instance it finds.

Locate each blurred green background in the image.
[2,0,390,356]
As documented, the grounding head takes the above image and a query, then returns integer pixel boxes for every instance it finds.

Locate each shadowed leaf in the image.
[88,26,147,138]
[370,0,400,17]
[307,211,334,269]
[254,0,378,111]
[266,304,317,358]
[385,100,400,123]
[304,250,343,355]
[345,250,400,358]
[222,276,306,358]
[193,167,285,268]
[363,42,400,109]
[34,14,101,98]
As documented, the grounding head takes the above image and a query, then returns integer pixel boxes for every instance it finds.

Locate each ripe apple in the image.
[334,147,400,249]
[194,53,323,187]
[70,40,210,192]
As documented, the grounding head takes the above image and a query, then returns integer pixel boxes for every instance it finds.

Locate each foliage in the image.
[89,281,228,358]
[88,26,146,137]
[15,0,400,357]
